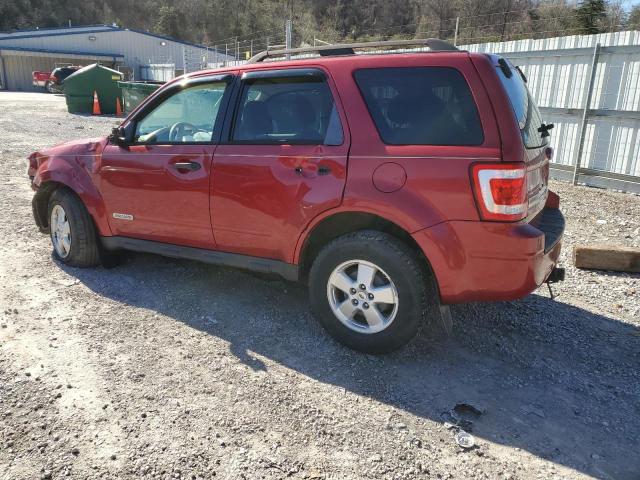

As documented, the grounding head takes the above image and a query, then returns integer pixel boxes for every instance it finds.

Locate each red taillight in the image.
[471,163,528,221]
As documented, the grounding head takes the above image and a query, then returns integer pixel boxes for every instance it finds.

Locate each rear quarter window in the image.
[353,67,484,146]
[496,60,548,149]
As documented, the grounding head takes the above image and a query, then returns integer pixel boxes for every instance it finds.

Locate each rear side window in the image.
[354,67,483,146]
[232,76,343,145]
[497,59,548,149]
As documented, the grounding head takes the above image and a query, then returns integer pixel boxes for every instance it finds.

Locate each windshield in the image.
[497,59,548,149]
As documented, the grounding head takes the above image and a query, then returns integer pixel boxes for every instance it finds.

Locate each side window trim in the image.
[226,67,344,146]
[130,74,235,146]
[241,68,326,82]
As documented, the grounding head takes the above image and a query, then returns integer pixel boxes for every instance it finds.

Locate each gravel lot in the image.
[1,91,639,480]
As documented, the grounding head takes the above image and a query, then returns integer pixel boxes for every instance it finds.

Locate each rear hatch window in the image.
[497,60,548,149]
[496,58,550,217]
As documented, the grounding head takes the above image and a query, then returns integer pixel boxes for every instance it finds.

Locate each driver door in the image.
[100,75,233,249]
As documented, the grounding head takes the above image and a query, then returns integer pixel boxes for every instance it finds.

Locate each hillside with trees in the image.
[1,0,638,50]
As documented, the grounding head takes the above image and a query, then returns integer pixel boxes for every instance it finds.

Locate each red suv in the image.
[28,40,564,353]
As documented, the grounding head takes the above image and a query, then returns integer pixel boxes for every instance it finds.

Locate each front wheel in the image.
[45,81,55,93]
[48,189,100,267]
[308,231,428,353]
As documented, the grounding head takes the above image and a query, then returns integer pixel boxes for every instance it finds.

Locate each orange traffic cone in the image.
[115,97,123,116]
[92,90,101,115]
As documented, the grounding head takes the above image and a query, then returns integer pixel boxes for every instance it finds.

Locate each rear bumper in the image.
[413,202,565,304]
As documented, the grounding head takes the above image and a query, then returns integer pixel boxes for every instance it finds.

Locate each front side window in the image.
[232,75,343,145]
[354,67,484,146]
[135,82,227,144]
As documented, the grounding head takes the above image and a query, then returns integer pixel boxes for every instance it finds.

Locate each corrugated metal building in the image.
[0,24,233,91]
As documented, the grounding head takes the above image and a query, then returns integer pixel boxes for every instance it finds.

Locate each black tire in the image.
[45,81,54,93]
[48,189,101,267]
[309,230,428,353]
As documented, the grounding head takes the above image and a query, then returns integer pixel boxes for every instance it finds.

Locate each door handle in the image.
[173,161,201,172]
[294,165,331,176]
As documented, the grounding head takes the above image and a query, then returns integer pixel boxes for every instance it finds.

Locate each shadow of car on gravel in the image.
[59,252,640,480]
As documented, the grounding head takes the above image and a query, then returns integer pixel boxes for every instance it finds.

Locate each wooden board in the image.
[573,244,640,273]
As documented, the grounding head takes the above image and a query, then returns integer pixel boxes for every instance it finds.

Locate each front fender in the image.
[33,151,111,236]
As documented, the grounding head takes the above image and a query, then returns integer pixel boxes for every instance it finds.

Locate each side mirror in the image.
[109,126,129,147]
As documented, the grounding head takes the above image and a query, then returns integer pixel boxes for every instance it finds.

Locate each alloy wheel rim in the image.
[326,259,399,334]
[51,204,71,258]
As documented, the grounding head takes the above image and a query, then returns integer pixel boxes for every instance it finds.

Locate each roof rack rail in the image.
[247,38,459,63]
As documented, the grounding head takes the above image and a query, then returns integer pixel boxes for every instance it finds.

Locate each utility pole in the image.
[454,17,460,46]
[285,19,292,59]
[500,0,513,41]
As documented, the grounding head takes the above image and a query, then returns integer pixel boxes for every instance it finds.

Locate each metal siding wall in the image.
[0,30,232,79]
[0,55,6,89]
[2,55,42,91]
[0,53,120,91]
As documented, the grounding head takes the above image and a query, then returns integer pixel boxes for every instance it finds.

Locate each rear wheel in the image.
[309,231,428,353]
[48,189,100,267]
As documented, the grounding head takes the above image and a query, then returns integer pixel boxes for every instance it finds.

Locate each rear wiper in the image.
[515,65,527,83]
[537,123,554,138]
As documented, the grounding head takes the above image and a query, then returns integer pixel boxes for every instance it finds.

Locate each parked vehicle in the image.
[46,66,81,93]
[27,39,564,353]
[32,71,51,90]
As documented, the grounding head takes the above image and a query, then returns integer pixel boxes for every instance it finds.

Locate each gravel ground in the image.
[1,91,639,480]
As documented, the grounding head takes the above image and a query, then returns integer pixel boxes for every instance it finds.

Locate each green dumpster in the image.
[63,63,124,114]
[118,81,162,114]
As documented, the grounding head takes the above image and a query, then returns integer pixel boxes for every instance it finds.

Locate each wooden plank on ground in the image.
[574,244,640,273]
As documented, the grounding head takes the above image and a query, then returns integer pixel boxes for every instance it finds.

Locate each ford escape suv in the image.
[27,39,564,353]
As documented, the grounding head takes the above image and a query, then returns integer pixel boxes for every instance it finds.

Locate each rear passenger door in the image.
[211,68,350,262]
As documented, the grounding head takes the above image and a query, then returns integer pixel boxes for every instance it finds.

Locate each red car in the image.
[32,71,51,90]
[27,40,564,353]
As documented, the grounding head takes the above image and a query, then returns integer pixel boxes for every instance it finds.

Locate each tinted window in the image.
[497,60,548,149]
[54,68,76,82]
[135,82,227,144]
[354,67,483,146]
[232,76,343,145]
